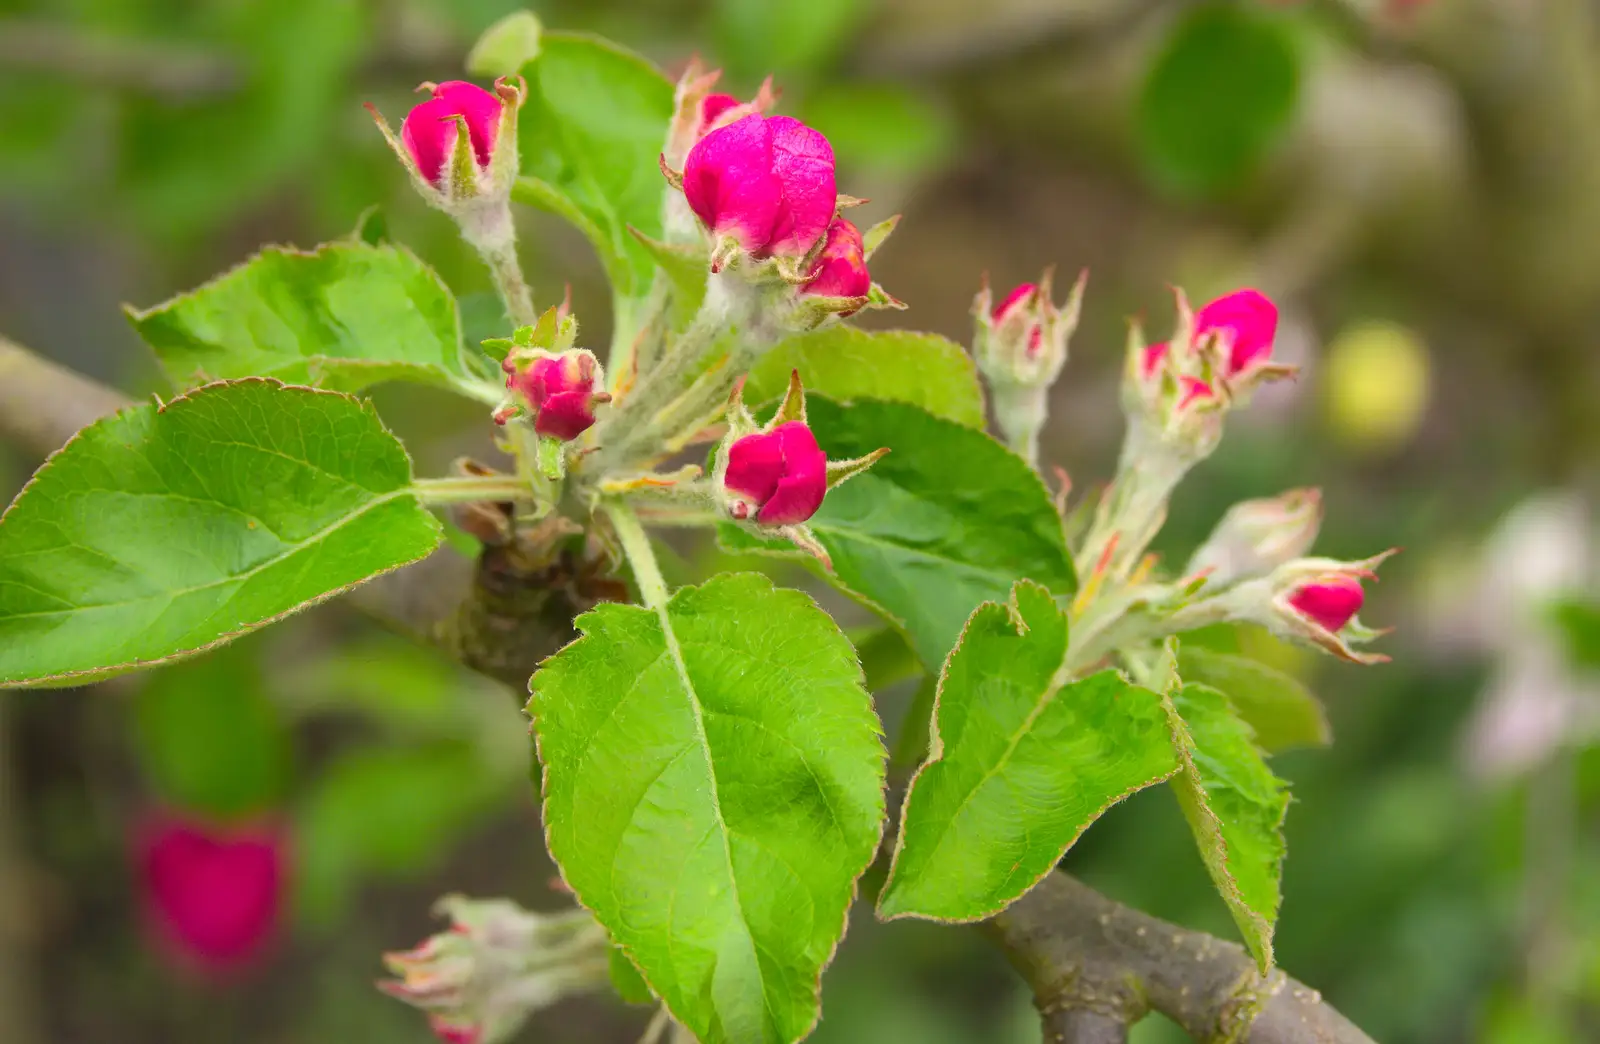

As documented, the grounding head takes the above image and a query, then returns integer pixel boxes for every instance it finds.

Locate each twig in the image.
[984,872,1376,1044]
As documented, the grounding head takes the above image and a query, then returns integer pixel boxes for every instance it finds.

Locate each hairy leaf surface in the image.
[878,582,1177,920]
[1166,682,1290,972]
[530,573,885,1044]
[750,328,985,428]
[1178,647,1330,752]
[127,242,473,393]
[0,380,441,687]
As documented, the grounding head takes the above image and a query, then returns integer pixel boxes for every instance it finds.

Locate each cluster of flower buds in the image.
[712,371,887,566]
[369,79,522,224]
[380,895,610,1044]
[971,270,1087,462]
[135,811,286,975]
[1125,287,1293,456]
[659,63,903,333]
[489,306,609,473]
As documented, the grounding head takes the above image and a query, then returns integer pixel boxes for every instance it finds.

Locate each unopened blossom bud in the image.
[1194,288,1278,377]
[800,217,871,310]
[723,422,829,525]
[1187,488,1323,588]
[380,896,609,1044]
[662,58,777,170]
[678,113,837,262]
[971,269,1087,464]
[714,372,887,563]
[503,350,609,441]
[136,812,286,974]
[370,79,522,210]
[1289,575,1370,634]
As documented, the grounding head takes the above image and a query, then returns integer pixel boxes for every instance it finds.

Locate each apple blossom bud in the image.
[503,350,609,441]
[1142,341,1170,380]
[1186,488,1323,588]
[1194,288,1278,376]
[679,113,837,260]
[972,270,1085,388]
[1177,377,1215,409]
[137,812,285,974]
[800,217,871,309]
[402,81,504,188]
[722,421,828,525]
[1287,574,1366,633]
[380,896,609,1044]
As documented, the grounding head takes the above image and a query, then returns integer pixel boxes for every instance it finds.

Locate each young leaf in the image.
[878,582,1178,921]
[748,328,986,428]
[517,33,674,301]
[127,242,479,395]
[466,10,543,78]
[721,397,1076,668]
[530,573,885,1044]
[1177,646,1331,752]
[1165,682,1290,973]
[0,380,442,688]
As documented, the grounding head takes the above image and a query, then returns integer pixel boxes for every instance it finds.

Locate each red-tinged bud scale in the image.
[724,421,829,525]
[137,812,286,974]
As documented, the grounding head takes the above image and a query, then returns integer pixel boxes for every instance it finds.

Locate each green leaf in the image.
[1137,4,1302,197]
[608,944,655,1006]
[133,638,291,821]
[517,33,674,300]
[466,10,543,78]
[126,242,479,396]
[1177,647,1330,752]
[1166,682,1289,973]
[877,582,1178,921]
[530,573,885,1044]
[721,397,1076,668]
[295,742,510,926]
[750,329,986,428]
[1551,597,1600,671]
[0,380,442,688]
[852,625,921,694]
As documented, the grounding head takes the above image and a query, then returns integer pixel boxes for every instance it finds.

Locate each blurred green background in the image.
[2,0,1599,1041]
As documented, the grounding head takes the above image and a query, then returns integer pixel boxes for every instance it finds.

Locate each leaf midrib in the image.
[648,596,776,1039]
[0,487,412,622]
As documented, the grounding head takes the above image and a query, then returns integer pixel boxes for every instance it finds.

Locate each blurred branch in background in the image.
[0,18,238,98]
[0,701,40,1044]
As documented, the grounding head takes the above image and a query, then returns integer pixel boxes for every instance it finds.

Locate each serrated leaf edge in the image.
[1162,682,1289,975]
[123,240,469,392]
[876,580,1178,923]
[525,571,887,1044]
[0,378,443,689]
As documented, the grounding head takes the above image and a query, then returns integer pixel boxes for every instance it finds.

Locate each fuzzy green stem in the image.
[988,381,1049,467]
[605,500,671,608]
[412,475,540,504]
[458,199,537,328]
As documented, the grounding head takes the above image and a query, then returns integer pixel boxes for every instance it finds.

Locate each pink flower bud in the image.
[429,1016,482,1044]
[137,813,285,974]
[1194,288,1278,376]
[993,283,1038,324]
[723,421,828,525]
[682,113,837,258]
[800,218,871,307]
[701,93,742,126]
[401,81,504,188]
[1287,575,1366,633]
[504,351,609,441]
